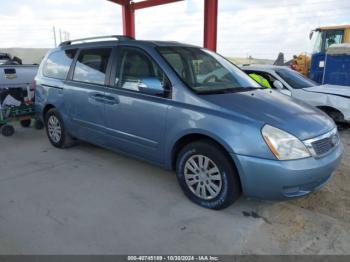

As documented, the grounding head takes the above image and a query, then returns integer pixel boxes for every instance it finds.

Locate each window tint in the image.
[117,48,168,93]
[43,49,76,79]
[73,48,111,85]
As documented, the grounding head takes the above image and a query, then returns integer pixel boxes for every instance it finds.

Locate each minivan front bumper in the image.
[232,143,343,200]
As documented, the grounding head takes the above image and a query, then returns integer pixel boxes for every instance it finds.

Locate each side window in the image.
[325,30,344,51]
[162,53,186,77]
[248,71,277,89]
[43,49,76,79]
[117,48,169,95]
[260,72,278,88]
[73,48,112,85]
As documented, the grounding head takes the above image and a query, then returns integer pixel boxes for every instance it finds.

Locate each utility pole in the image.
[54,27,70,45]
[53,26,57,47]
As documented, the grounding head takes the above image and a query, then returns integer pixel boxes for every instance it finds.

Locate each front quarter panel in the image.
[164,100,277,169]
[294,89,350,121]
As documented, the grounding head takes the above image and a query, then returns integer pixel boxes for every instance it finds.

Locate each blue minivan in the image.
[35,36,343,209]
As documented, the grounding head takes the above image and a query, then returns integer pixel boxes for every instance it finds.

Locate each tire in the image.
[20,119,31,128]
[34,119,44,130]
[1,125,15,137]
[176,140,241,210]
[45,108,75,148]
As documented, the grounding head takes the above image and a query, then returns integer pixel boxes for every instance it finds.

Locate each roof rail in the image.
[59,35,134,47]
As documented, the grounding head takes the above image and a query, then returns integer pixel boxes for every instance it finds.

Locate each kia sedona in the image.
[35,36,343,209]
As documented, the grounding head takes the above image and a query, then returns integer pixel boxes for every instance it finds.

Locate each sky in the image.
[0,0,349,60]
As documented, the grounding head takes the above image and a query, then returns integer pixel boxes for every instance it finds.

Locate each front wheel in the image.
[45,108,75,148]
[176,140,241,210]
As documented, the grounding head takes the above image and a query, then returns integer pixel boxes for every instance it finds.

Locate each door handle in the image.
[89,93,119,105]
[89,93,106,104]
[103,95,119,105]
[92,93,105,99]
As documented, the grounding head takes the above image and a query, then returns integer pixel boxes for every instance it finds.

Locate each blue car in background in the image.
[35,36,343,209]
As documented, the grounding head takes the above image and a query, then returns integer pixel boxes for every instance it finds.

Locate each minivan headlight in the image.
[262,125,311,160]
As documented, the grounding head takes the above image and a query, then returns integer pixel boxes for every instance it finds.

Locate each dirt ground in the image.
[0,126,349,254]
[291,128,350,223]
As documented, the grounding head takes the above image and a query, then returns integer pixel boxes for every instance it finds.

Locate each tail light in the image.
[31,80,36,91]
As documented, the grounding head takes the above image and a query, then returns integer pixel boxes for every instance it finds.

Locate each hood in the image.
[200,89,335,140]
[303,84,350,98]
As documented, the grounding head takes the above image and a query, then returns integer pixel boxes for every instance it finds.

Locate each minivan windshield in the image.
[275,68,317,89]
[157,47,260,94]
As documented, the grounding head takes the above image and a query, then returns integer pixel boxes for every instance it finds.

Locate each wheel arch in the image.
[317,106,345,122]
[42,103,56,120]
[170,132,243,193]
[170,132,236,169]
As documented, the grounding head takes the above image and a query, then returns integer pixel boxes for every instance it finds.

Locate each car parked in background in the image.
[35,36,343,209]
[242,65,350,125]
[0,53,12,65]
[0,58,38,128]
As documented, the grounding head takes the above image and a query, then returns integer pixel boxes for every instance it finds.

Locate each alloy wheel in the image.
[184,154,223,200]
[47,115,62,143]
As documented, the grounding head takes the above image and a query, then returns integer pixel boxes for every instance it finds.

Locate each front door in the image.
[104,46,171,164]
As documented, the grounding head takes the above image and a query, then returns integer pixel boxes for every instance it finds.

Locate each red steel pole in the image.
[203,0,218,51]
[122,1,135,38]
[133,0,183,10]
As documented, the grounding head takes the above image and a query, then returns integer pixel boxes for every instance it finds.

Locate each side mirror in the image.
[309,30,314,40]
[273,80,284,90]
[137,77,165,96]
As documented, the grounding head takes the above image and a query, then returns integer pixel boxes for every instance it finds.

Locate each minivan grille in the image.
[304,128,340,157]
[304,128,340,156]
[311,137,335,156]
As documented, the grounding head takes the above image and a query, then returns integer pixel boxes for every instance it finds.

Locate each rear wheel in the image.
[45,108,75,148]
[176,140,241,210]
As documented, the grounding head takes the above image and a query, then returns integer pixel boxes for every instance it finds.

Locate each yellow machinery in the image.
[293,25,350,77]
[291,53,311,76]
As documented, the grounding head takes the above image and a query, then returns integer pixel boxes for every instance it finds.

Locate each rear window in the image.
[43,49,76,79]
[73,48,112,85]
